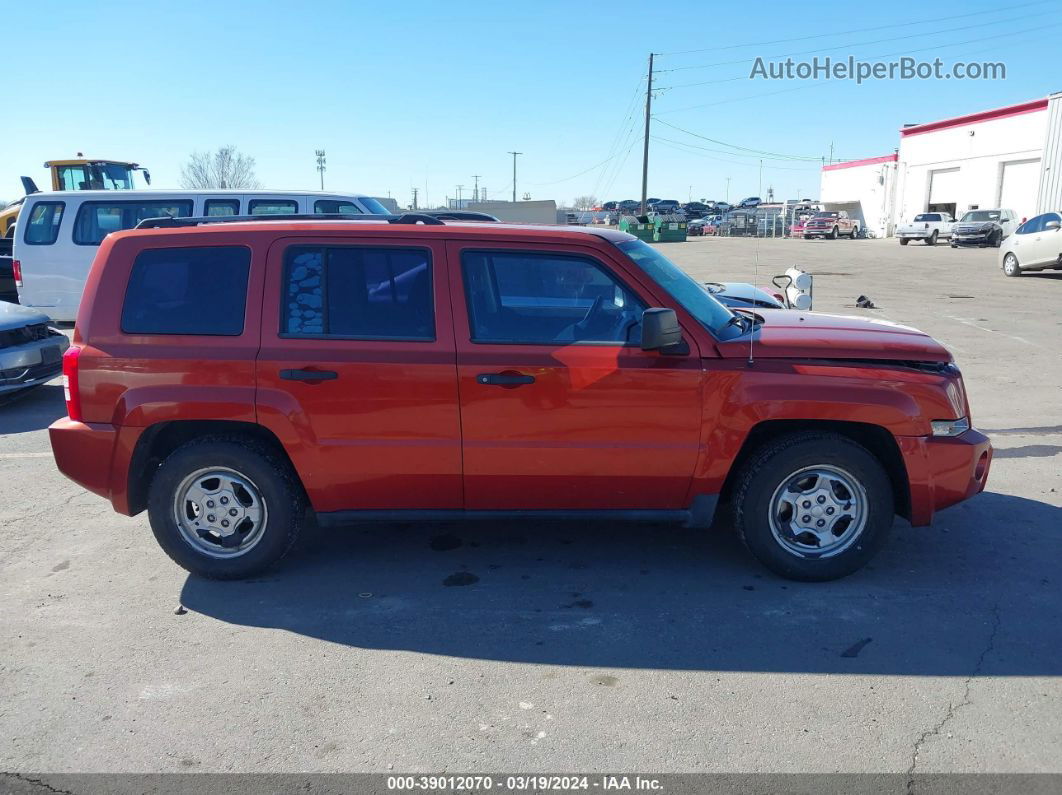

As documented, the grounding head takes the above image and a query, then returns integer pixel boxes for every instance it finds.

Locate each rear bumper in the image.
[48,418,140,515]
[899,429,992,526]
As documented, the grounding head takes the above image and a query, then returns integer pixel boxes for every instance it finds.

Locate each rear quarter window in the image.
[121,246,251,335]
[23,201,65,245]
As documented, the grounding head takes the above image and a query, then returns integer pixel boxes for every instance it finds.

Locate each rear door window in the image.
[121,246,250,335]
[249,199,298,215]
[74,201,194,245]
[23,201,65,245]
[282,246,434,340]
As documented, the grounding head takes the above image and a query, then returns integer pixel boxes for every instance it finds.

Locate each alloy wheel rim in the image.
[1004,254,1018,275]
[768,465,868,559]
[172,467,268,559]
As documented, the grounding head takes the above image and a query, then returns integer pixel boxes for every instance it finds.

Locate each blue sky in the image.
[4,0,1058,207]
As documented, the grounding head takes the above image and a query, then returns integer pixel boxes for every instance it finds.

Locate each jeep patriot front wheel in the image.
[147,437,305,579]
[732,432,894,581]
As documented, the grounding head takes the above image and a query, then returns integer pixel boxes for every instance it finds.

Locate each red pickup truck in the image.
[804,211,859,240]
[49,215,990,581]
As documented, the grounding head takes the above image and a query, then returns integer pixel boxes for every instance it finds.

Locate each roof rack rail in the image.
[135,212,446,230]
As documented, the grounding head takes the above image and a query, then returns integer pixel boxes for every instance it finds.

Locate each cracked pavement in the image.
[0,239,1060,775]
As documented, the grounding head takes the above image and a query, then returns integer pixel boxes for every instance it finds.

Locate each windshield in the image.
[357,196,391,215]
[616,239,740,339]
[914,213,939,222]
[57,164,135,191]
[813,211,838,219]
[961,210,1000,222]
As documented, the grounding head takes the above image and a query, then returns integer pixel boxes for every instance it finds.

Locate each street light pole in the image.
[508,152,522,203]
[315,150,326,190]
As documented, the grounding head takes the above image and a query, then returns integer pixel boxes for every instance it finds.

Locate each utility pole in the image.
[640,52,655,216]
[472,175,481,203]
[758,159,763,198]
[456,185,464,208]
[828,142,834,165]
[508,152,522,203]
[411,187,418,210]
[725,176,731,203]
[315,150,326,190]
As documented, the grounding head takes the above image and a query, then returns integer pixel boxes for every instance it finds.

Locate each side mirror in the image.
[1045,220,1061,231]
[141,169,151,185]
[641,308,684,352]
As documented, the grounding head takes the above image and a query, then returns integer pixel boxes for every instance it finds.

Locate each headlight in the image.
[931,417,970,436]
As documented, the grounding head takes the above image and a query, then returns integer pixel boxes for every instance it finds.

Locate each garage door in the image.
[998,159,1040,221]
[927,168,960,216]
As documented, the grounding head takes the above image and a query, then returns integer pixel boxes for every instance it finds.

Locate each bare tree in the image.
[572,195,599,210]
[180,146,262,190]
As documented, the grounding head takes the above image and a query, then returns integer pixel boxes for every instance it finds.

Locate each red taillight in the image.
[12,259,22,288]
[62,346,83,422]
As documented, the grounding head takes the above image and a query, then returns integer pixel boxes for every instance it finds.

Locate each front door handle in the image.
[281,368,338,382]
[476,372,535,386]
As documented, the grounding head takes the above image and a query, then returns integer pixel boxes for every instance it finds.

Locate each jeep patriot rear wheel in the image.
[147,437,305,579]
[732,432,894,581]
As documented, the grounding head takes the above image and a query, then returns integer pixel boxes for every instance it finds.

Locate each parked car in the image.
[49,216,991,582]
[738,197,762,209]
[897,212,955,245]
[714,202,732,214]
[999,211,1062,276]
[13,189,390,322]
[601,201,619,212]
[652,199,682,213]
[951,208,1018,248]
[789,217,809,239]
[681,203,707,220]
[0,301,69,394]
[803,210,859,240]
[687,218,707,236]
[703,282,785,309]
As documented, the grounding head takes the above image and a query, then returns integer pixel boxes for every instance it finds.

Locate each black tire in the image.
[927,231,938,246]
[147,436,305,579]
[828,226,838,240]
[1002,252,1022,277]
[899,238,909,246]
[731,432,894,581]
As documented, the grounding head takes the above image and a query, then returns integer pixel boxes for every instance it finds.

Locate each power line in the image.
[653,117,830,162]
[656,12,1055,75]
[651,137,820,172]
[653,0,1048,57]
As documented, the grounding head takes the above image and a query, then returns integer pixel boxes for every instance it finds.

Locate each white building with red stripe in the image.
[820,93,1062,237]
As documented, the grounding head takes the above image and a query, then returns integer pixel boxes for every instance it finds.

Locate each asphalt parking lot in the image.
[1,237,1060,777]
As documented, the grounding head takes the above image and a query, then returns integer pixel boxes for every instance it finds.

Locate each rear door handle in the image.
[280,368,338,381]
[476,373,535,386]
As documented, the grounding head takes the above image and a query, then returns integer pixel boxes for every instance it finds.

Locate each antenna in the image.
[748,245,758,366]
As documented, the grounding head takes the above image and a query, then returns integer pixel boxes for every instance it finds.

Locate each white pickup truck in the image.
[897,212,955,245]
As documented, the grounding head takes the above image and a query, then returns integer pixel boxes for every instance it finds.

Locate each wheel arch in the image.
[127,420,302,516]
[718,419,911,521]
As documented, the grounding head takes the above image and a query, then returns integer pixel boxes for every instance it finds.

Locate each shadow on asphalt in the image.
[179,490,1062,675]
[0,383,65,433]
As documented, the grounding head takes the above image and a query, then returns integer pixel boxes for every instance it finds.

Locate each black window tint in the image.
[121,246,250,335]
[204,199,240,216]
[461,251,646,345]
[314,200,359,214]
[249,199,298,215]
[283,246,434,340]
[74,201,194,245]
[23,202,64,245]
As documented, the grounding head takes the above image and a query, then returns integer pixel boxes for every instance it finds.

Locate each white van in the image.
[13,189,390,321]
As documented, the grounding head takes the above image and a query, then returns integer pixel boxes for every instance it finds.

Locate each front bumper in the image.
[952,231,994,246]
[0,334,69,393]
[899,429,992,526]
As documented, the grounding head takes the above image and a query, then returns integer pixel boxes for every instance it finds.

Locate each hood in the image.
[716,311,951,363]
[0,301,53,332]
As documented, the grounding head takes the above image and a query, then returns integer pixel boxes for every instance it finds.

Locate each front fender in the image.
[689,363,942,496]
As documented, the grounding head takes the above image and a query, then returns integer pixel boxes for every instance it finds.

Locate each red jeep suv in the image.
[49,215,991,581]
